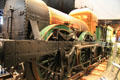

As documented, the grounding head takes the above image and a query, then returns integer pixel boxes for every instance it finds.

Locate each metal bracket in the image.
[30,20,41,40]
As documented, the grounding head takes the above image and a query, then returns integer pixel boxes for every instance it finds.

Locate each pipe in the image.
[48,7,89,31]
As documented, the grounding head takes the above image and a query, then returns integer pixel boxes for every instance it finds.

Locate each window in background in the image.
[0,16,3,25]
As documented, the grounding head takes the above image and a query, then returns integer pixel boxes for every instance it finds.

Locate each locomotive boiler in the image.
[0,0,111,80]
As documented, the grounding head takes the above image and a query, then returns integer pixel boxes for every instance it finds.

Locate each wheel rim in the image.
[78,31,94,42]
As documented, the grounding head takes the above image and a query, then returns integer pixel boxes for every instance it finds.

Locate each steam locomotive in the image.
[0,0,112,80]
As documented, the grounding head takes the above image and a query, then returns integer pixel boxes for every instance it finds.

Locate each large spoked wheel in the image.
[78,32,94,68]
[31,24,76,80]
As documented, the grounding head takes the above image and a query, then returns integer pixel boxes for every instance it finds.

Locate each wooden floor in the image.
[0,61,108,80]
[80,61,107,80]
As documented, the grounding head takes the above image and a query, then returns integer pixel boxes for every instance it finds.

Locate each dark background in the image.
[0,0,75,13]
[0,0,6,9]
[43,0,75,13]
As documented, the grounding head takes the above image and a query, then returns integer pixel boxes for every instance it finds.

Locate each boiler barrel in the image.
[3,0,89,39]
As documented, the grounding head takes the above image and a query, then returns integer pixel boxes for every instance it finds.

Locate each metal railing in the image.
[112,62,120,80]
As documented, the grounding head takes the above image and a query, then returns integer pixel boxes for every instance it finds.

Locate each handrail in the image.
[112,62,120,80]
[112,62,120,69]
